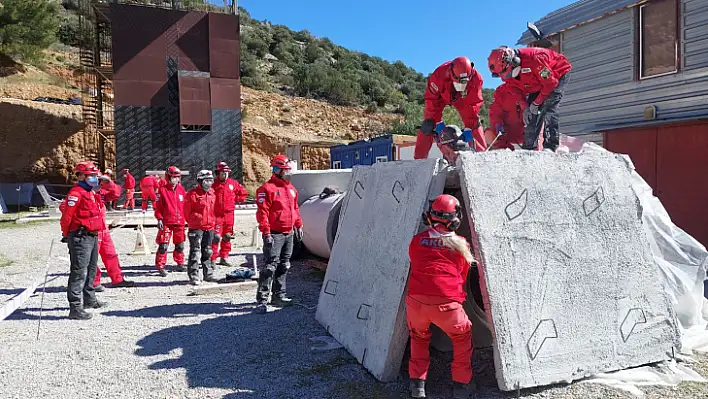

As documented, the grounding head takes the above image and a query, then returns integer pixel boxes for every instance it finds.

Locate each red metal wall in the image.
[605,120,708,247]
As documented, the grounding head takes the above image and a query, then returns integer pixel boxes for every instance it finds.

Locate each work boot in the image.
[203,275,219,283]
[84,300,107,309]
[189,278,201,286]
[254,303,269,314]
[270,296,293,308]
[112,279,135,288]
[158,268,168,277]
[175,264,186,272]
[93,284,105,292]
[68,308,92,320]
[217,257,232,267]
[452,382,474,399]
[409,378,426,398]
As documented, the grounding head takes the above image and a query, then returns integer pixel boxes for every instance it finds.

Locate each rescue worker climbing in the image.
[211,161,248,267]
[414,56,486,159]
[154,166,187,277]
[407,194,476,399]
[59,161,107,320]
[255,155,304,314]
[487,46,572,152]
[122,168,136,210]
[485,81,530,150]
[184,170,218,285]
[140,173,159,211]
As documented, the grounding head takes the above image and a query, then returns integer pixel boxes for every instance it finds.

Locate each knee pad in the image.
[157,243,169,254]
[212,234,221,245]
[174,242,185,252]
[222,233,232,242]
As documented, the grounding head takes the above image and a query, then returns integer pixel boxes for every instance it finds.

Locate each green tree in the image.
[0,0,60,63]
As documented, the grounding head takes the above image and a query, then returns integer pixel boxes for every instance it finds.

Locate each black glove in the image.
[61,236,68,244]
[263,234,274,245]
[157,220,164,230]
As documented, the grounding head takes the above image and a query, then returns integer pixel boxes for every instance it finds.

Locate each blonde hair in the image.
[439,231,475,265]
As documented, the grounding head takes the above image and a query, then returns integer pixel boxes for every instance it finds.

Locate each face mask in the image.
[170,177,180,186]
[86,176,99,187]
[201,179,213,190]
[219,172,228,181]
[453,81,468,92]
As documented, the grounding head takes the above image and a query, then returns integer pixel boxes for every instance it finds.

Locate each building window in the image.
[332,161,341,169]
[375,156,388,163]
[181,124,210,133]
[639,0,679,79]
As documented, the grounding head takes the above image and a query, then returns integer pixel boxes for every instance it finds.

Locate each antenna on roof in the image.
[527,22,544,40]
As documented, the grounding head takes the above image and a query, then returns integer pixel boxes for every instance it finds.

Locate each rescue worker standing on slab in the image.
[122,168,136,210]
[140,173,158,211]
[184,170,218,285]
[407,194,476,399]
[414,56,486,159]
[211,161,248,267]
[59,161,107,320]
[487,46,572,152]
[154,166,187,277]
[254,155,303,314]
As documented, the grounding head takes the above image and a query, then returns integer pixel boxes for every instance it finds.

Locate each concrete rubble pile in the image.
[312,144,703,391]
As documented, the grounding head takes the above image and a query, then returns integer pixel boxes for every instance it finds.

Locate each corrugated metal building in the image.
[516,0,708,245]
[329,135,420,168]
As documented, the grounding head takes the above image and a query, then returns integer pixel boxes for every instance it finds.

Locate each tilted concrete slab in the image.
[316,158,447,381]
[456,150,681,391]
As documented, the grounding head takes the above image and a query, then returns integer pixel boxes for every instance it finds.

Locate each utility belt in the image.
[73,226,99,237]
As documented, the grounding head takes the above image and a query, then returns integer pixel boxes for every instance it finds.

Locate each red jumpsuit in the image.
[211,178,248,261]
[154,180,187,269]
[415,61,486,159]
[487,82,528,150]
[123,172,136,209]
[255,175,303,235]
[140,175,158,211]
[100,181,121,206]
[59,193,126,286]
[406,227,473,385]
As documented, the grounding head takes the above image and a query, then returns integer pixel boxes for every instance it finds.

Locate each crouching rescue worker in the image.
[154,166,187,277]
[184,170,218,285]
[211,161,248,267]
[407,194,476,399]
[485,80,529,150]
[59,161,107,320]
[254,155,304,314]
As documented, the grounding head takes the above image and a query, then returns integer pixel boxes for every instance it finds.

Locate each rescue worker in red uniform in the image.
[59,161,107,320]
[211,161,248,267]
[488,46,572,152]
[254,155,303,314]
[414,56,486,159]
[485,81,528,150]
[99,174,122,211]
[184,170,218,285]
[407,194,476,399]
[140,173,159,211]
[154,166,187,277]
[122,168,136,210]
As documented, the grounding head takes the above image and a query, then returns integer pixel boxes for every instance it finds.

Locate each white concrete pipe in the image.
[299,192,346,259]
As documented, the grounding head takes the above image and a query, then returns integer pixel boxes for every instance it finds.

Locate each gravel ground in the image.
[0,220,706,399]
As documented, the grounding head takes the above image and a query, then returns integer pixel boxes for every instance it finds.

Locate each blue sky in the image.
[236,0,577,89]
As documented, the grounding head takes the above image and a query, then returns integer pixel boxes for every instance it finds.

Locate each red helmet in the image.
[450,56,473,82]
[424,194,462,230]
[166,166,181,177]
[270,154,292,170]
[216,161,231,172]
[488,47,516,78]
[74,161,99,175]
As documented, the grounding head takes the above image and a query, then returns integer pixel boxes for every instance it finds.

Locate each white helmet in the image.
[196,170,214,181]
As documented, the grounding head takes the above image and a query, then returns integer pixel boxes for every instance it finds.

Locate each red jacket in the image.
[184,185,216,230]
[123,173,136,190]
[140,175,158,193]
[255,175,303,235]
[407,228,471,303]
[213,178,248,216]
[60,183,107,237]
[99,181,122,202]
[508,47,572,105]
[423,61,486,150]
[489,82,527,142]
[154,182,187,226]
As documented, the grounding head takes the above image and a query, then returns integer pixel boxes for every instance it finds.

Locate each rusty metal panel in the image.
[176,12,210,72]
[210,78,240,110]
[178,76,211,125]
[114,54,167,82]
[656,121,708,247]
[114,80,168,107]
[604,126,658,190]
[209,12,239,79]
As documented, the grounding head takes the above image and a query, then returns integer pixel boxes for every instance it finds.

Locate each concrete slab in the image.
[456,150,681,390]
[315,158,447,382]
[288,169,352,205]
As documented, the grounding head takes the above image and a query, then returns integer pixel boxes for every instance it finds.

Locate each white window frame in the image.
[332,160,341,169]
[375,156,388,163]
[638,2,679,80]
